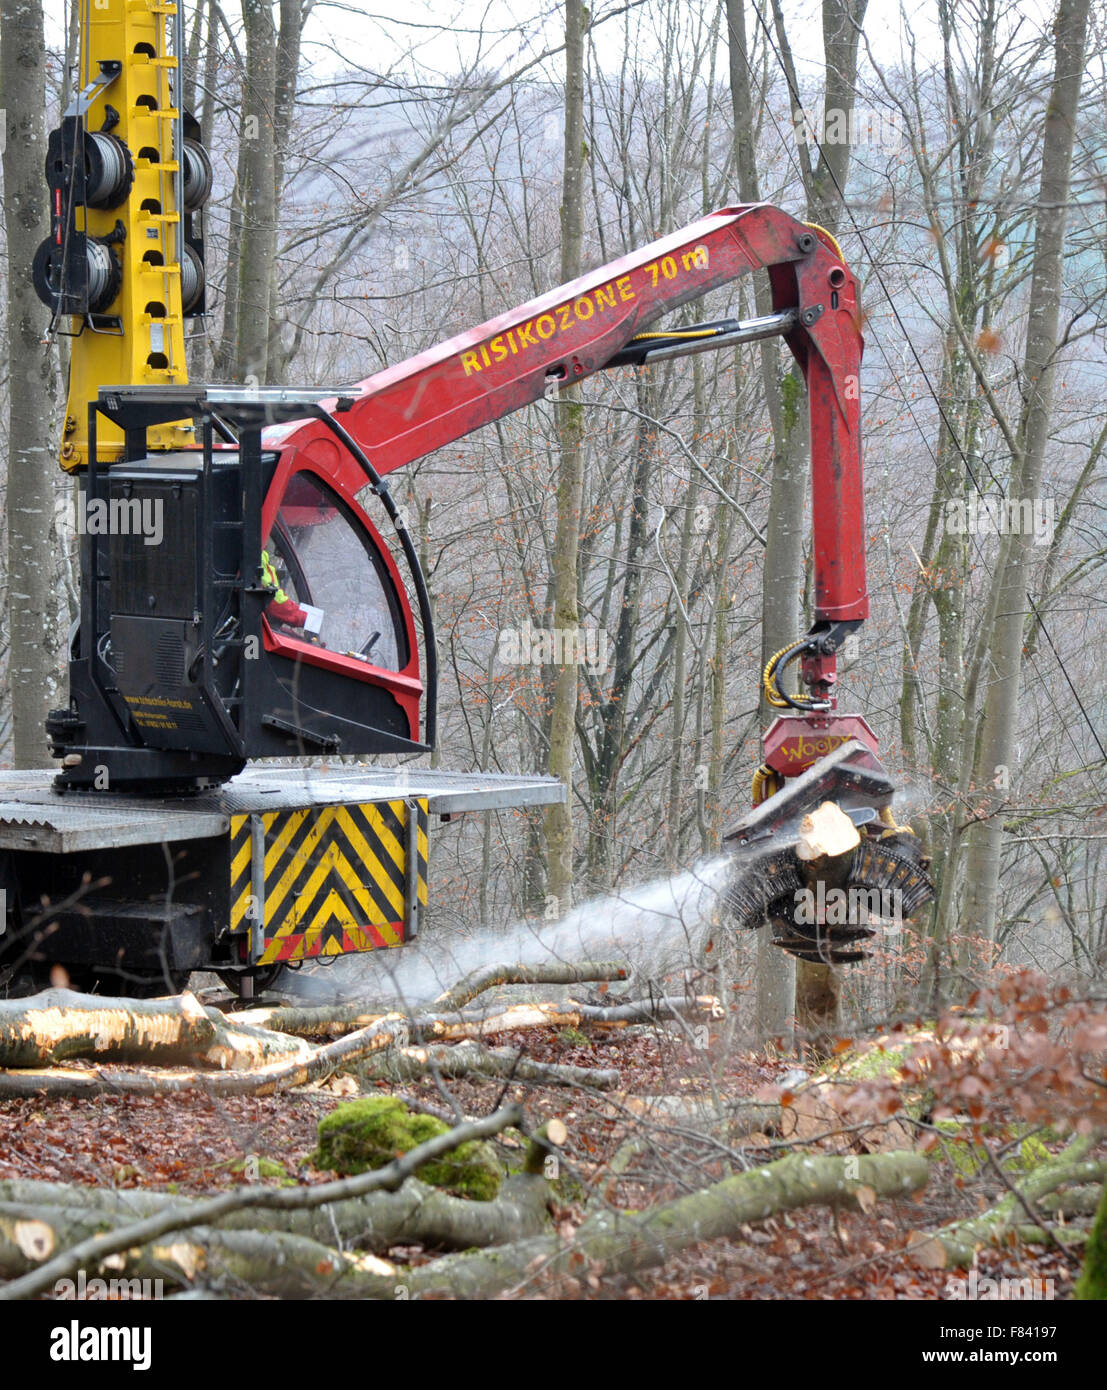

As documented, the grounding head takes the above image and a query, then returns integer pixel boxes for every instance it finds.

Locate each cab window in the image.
[268,471,409,672]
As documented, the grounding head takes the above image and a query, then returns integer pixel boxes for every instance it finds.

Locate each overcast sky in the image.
[297,0,950,83]
[43,0,999,89]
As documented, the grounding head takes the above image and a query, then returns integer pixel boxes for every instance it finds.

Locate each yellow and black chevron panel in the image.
[229,800,428,965]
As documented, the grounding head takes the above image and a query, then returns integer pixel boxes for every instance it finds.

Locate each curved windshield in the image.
[266,471,408,672]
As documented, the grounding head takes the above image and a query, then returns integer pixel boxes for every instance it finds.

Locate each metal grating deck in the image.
[0,766,564,854]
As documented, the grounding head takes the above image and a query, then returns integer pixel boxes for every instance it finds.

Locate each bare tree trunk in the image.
[665,362,702,871]
[730,0,868,1041]
[265,0,304,385]
[961,0,1091,943]
[212,130,247,379]
[188,0,220,380]
[234,0,278,383]
[727,0,796,1037]
[544,0,587,913]
[1,0,58,768]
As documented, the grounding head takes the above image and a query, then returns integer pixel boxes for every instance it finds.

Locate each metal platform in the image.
[0,766,564,854]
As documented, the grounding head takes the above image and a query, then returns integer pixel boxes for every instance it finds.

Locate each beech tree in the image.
[0,0,58,767]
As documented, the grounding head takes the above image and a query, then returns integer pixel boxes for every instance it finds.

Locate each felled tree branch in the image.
[0,964,715,1100]
[0,989,307,1069]
[357,1040,620,1089]
[0,1102,523,1301]
[234,961,631,1038]
[412,994,723,1042]
[0,1145,926,1300]
[0,1015,408,1100]
[432,961,630,1013]
[0,1169,553,1278]
[908,1135,1105,1269]
[406,1150,929,1299]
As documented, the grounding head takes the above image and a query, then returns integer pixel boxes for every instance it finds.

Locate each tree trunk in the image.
[727,0,796,1039]
[961,0,1091,943]
[544,0,587,913]
[1075,1172,1107,1300]
[403,1149,928,1299]
[233,0,279,383]
[0,1171,552,1273]
[730,0,869,1041]
[265,0,304,384]
[0,1148,926,1299]
[909,1136,1103,1270]
[1,0,58,767]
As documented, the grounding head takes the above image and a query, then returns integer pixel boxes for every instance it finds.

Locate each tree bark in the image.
[0,1013,406,1099]
[0,1146,925,1299]
[961,0,1091,944]
[1075,1172,1107,1300]
[0,1103,523,1300]
[400,1149,928,1299]
[264,0,304,384]
[232,959,629,1036]
[1,0,58,767]
[233,0,278,383]
[357,1040,620,1090]
[727,0,799,1042]
[0,1171,552,1274]
[0,968,700,1096]
[909,1137,1103,1269]
[543,0,587,913]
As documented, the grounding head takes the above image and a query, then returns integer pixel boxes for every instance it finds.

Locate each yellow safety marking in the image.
[336,806,405,917]
[262,807,336,926]
[263,808,309,877]
[362,802,406,874]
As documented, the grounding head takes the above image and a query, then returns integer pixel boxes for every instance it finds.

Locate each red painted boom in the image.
[264,202,868,625]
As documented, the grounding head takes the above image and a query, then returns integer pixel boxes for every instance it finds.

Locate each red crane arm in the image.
[263,202,868,626]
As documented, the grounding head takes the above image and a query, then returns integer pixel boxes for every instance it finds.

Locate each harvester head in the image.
[722,741,933,965]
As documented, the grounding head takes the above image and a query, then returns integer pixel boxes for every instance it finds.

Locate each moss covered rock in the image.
[312,1096,502,1201]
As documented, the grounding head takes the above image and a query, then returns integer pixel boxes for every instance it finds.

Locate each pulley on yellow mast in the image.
[33,0,211,471]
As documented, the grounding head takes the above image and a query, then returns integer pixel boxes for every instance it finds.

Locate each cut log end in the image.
[795,801,861,863]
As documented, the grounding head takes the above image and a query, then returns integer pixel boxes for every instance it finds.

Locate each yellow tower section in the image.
[59,0,195,470]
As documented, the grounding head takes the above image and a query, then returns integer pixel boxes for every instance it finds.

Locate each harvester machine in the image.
[3,0,930,995]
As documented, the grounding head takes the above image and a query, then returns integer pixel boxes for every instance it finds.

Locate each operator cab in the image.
[264,470,407,672]
[48,387,435,792]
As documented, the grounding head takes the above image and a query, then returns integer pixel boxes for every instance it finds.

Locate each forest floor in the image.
[0,1016,1086,1300]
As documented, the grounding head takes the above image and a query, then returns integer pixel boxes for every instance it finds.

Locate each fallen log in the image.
[0,968,710,1099]
[412,994,722,1042]
[0,1014,408,1100]
[0,989,307,1069]
[907,1134,1105,1269]
[357,1040,620,1089]
[433,962,630,1013]
[613,1092,781,1140]
[0,1102,523,1301]
[405,1149,929,1299]
[234,961,631,1038]
[3,1148,926,1299]
[0,1168,552,1277]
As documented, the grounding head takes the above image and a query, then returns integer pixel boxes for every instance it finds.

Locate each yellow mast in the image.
[58,0,196,470]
